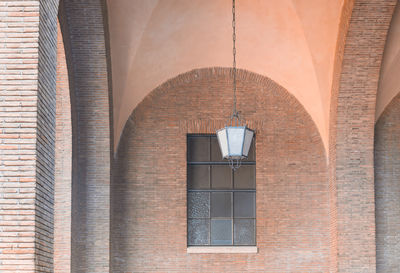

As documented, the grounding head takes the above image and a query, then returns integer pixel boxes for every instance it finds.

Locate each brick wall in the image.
[0,1,398,272]
[54,20,71,273]
[330,0,396,272]
[112,68,330,272]
[0,1,58,272]
[58,0,112,271]
[36,0,59,271]
[375,93,400,272]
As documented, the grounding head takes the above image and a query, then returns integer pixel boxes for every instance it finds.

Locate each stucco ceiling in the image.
[108,0,346,151]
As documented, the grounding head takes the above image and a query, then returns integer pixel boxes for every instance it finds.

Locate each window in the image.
[187,134,256,246]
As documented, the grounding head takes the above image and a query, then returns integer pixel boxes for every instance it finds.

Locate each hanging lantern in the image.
[217,0,254,170]
[217,126,254,160]
[217,114,254,170]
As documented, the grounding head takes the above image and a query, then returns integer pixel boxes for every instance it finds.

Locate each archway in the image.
[112,68,329,272]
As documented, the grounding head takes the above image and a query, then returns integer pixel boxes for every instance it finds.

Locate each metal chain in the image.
[232,0,237,117]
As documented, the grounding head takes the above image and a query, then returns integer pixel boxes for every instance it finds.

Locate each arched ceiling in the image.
[376,2,400,121]
[108,0,345,151]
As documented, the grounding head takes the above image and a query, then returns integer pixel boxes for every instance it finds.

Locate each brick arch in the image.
[375,92,400,272]
[329,0,397,272]
[57,0,113,272]
[112,67,330,272]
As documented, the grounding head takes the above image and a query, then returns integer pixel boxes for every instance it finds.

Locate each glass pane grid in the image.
[187,135,256,246]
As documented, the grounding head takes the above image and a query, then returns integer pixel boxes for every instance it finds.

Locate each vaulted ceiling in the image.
[108,0,353,151]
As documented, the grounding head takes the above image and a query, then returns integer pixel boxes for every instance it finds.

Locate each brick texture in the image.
[0,1,399,272]
[112,68,330,272]
[330,0,396,272]
[328,1,354,272]
[58,0,112,272]
[36,1,59,271]
[0,0,58,272]
[54,21,71,273]
[375,92,400,273]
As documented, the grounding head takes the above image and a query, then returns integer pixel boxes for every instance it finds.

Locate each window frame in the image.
[187,134,256,247]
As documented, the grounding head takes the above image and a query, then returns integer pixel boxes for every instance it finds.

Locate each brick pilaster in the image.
[59,0,112,271]
[331,1,396,272]
[0,0,59,272]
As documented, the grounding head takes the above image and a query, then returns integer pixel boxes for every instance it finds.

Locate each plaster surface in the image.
[107,0,345,152]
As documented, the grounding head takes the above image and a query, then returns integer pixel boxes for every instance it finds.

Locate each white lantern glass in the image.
[217,128,229,158]
[217,126,254,160]
[227,127,245,157]
[243,128,254,156]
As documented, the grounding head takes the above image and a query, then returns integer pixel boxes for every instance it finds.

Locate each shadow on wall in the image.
[112,68,329,272]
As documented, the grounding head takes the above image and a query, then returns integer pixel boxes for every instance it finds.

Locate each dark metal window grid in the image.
[187,134,256,246]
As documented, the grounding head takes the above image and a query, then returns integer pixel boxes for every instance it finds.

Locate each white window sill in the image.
[187,246,258,254]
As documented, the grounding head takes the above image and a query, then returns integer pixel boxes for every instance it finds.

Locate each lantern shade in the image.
[217,126,254,160]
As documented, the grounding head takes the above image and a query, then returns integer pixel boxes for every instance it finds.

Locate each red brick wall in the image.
[54,20,71,273]
[375,92,400,272]
[112,68,330,272]
[330,0,396,272]
[0,1,59,272]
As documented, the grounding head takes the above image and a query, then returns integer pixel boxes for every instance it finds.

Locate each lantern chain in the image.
[232,0,237,118]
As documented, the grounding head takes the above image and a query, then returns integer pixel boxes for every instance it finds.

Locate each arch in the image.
[58,0,113,271]
[329,0,397,272]
[109,0,346,153]
[112,68,329,272]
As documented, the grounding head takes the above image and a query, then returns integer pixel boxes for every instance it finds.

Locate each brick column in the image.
[331,1,396,272]
[0,0,59,272]
[59,0,112,271]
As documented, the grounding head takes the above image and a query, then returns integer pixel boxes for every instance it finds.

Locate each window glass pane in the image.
[234,219,255,245]
[234,192,255,218]
[187,165,210,189]
[211,219,232,245]
[211,192,232,217]
[188,219,210,246]
[211,165,232,189]
[211,136,224,161]
[188,192,209,218]
[234,165,255,189]
[188,137,210,162]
